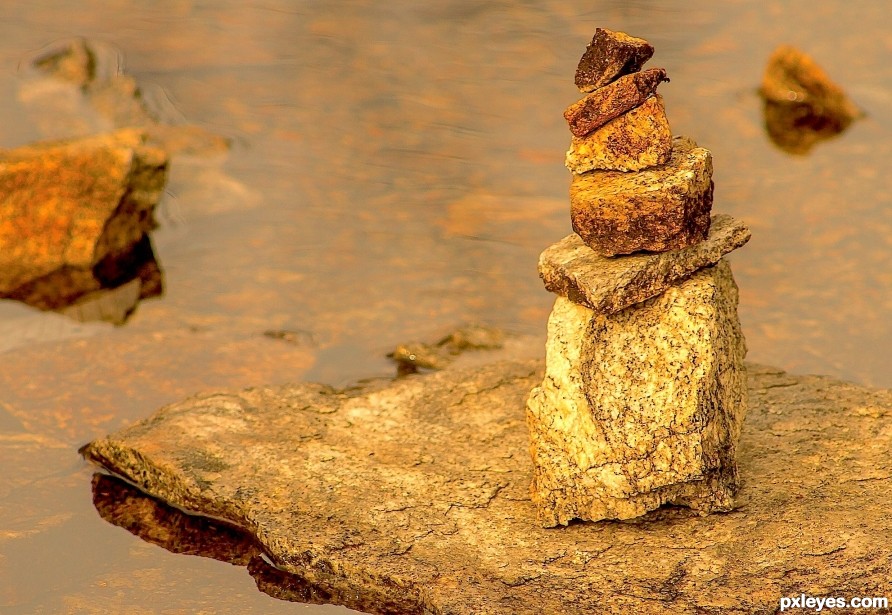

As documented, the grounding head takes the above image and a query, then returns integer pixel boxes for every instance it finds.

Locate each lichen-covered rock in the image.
[563,68,668,138]
[0,129,168,306]
[570,136,713,256]
[527,260,747,526]
[539,214,750,315]
[574,28,654,93]
[565,94,671,173]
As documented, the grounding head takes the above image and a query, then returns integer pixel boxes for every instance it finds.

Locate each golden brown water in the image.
[1,1,891,612]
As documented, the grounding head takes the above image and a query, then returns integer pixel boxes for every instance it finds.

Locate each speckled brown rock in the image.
[574,28,654,93]
[0,129,168,307]
[563,68,668,138]
[760,45,861,128]
[759,45,861,155]
[539,214,750,315]
[570,136,713,256]
[527,260,746,526]
[79,352,892,614]
[565,94,671,173]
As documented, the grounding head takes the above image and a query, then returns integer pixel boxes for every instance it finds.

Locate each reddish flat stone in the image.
[563,68,668,138]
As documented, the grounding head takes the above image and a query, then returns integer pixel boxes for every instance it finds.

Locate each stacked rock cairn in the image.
[526,28,753,527]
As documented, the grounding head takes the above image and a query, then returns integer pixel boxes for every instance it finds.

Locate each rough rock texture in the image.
[565,94,671,173]
[539,214,750,315]
[0,129,167,310]
[759,45,861,155]
[570,136,713,256]
[528,261,746,526]
[563,68,668,138]
[574,28,654,93]
[82,354,892,614]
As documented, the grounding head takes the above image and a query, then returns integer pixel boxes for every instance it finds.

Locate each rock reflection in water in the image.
[758,44,862,155]
[90,474,382,614]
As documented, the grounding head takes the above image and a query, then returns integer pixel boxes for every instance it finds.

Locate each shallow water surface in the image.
[1,1,890,613]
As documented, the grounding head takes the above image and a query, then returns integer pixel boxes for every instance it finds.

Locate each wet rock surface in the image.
[538,214,750,315]
[0,129,167,316]
[82,358,892,614]
[759,45,862,155]
[570,136,714,256]
[386,324,505,373]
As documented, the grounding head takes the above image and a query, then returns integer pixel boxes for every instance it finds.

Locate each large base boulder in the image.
[527,259,747,526]
[81,352,892,614]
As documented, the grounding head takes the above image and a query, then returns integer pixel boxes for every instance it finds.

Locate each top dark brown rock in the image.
[574,28,654,93]
[563,68,668,138]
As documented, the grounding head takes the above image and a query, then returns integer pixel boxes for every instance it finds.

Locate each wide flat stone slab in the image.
[539,213,750,314]
[83,358,892,614]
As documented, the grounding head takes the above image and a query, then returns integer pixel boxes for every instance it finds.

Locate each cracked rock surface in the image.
[565,94,672,173]
[538,213,750,315]
[528,260,747,526]
[570,136,714,256]
[82,347,892,614]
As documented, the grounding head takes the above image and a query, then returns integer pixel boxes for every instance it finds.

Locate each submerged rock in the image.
[527,261,746,526]
[32,37,96,88]
[25,37,230,157]
[387,324,505,373]
[81,355,892,613]
[538,214,750,315]
[563,68,668,138]
[574,28,654,93]
[570,136,713,256]
[759,45,861,154]
[565,94,672,173]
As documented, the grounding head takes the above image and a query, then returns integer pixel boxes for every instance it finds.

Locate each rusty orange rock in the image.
[565,94,672,173]
[570,136,713,256]
[759,45,862,154]
[563,68,668,138]
[0,129,168,308]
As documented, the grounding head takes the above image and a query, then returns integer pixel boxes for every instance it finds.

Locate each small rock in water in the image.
[564,94,672,173]
[760,45,861,124]
[574,28,654,93]
[563,68,668,138]
[387,324,505,373]
[0,129,168,311]
[759,45,861,155]
[570,136,713,256]
[32,37,96,87]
